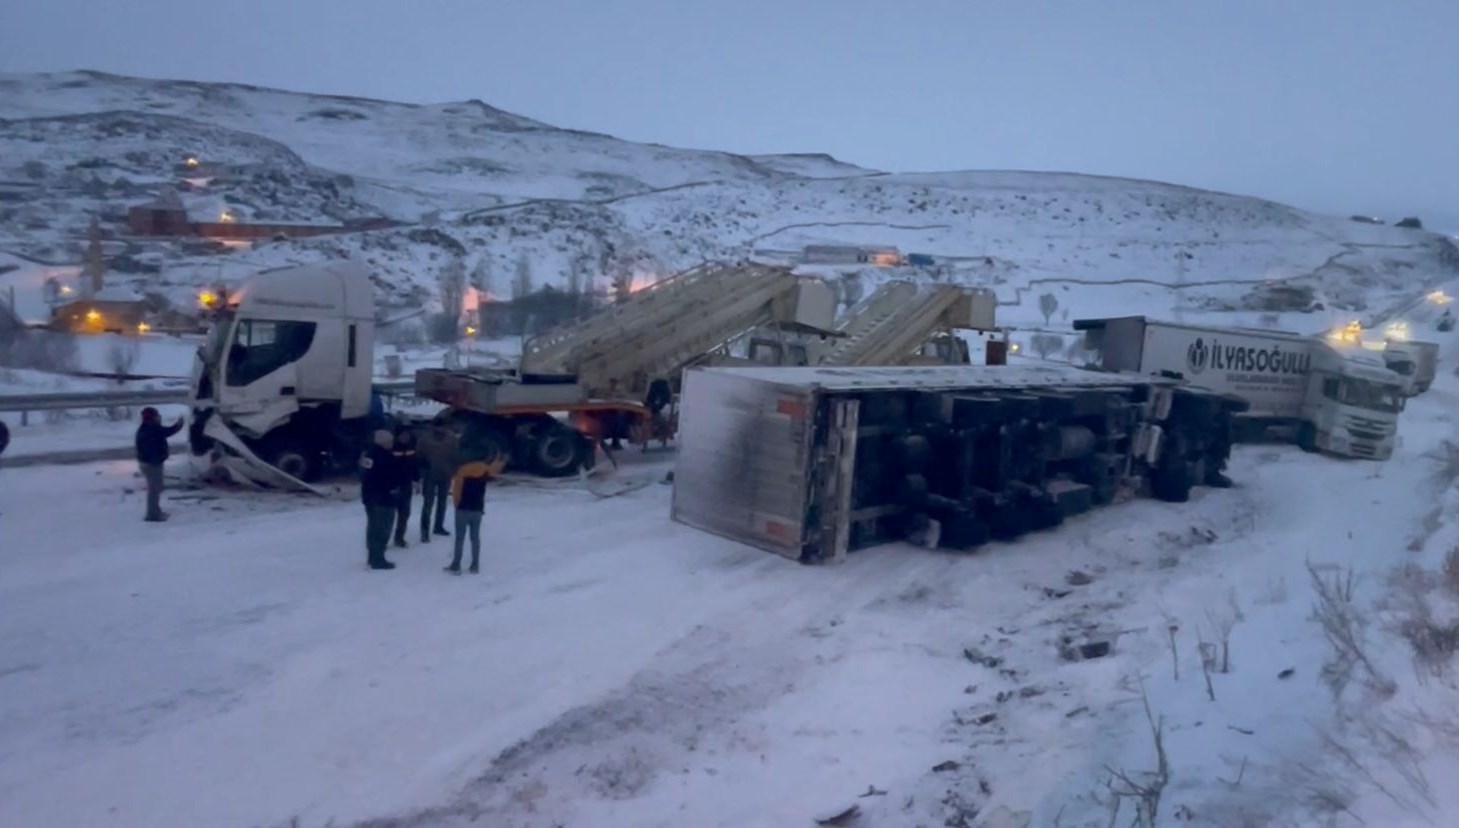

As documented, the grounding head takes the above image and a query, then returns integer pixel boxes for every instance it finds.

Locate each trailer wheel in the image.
[1297,423,1318,453]
[531,425,588,477]
[465,429,511,468]
[1151,460,1193,503]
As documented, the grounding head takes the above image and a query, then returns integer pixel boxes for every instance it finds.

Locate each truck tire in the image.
[266,437,322,482]
[1151,460,1193,503]
[465,428,511,468]
[1297,423,1318,453]
[530,424,588,477]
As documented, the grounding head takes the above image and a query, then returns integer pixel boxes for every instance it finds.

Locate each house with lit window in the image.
[49,285,151,334]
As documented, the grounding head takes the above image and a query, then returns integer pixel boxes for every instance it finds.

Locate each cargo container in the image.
[1075,316,1406,460]
[671,364,1244,563]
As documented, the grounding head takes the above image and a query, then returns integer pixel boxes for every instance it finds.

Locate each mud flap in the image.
[201,416,326,495]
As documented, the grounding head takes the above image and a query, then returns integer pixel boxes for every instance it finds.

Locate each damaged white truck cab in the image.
[189,261,380,482]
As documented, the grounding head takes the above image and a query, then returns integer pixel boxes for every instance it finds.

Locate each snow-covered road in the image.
[2,349,1458,828]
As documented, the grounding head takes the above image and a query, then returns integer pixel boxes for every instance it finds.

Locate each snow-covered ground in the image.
[3,303,1459,828]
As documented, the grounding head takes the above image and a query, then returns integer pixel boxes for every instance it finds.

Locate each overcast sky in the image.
[3,0,1456,230]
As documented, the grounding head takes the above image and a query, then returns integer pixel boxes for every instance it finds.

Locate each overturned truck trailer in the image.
[671,365,1246,563]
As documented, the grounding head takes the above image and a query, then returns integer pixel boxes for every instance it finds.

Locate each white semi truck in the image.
[1372,324,1438,396]
[188,260,990,487]
[1073,316,1406,460]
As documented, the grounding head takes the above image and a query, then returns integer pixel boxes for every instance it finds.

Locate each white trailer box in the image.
[1074,316,1311,420]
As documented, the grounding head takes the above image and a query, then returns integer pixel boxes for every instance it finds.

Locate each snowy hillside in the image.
[2,70,1456,330]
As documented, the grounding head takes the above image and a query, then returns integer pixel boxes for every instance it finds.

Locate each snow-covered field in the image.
[3,301,1459,827]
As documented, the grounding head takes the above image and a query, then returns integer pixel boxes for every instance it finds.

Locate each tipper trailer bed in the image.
[671,364,1247,563]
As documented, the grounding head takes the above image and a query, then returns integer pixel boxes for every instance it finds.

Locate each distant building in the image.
[50,286,151,334]
[803,245,866,265]
[127,190,191,236]
[864,247,902,267]
[126,190,397,240]
[802,244,903,267]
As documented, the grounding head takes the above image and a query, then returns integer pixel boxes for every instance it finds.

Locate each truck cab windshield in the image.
[225,319,318,386]
[1323,376,1403,413]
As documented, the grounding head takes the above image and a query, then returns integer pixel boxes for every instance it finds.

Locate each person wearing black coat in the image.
[360,429,404,570]
[135,407,184,522]
[390,427,419,548]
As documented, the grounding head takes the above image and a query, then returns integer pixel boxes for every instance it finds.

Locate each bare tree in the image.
[471,256,494,299]
[609,258,633,304]
[106,337,142,420]
[1031,333,1063,360]
[1308,561,1394,698]
[1038,292,1059,325]
[107,338,141,383]
[1103,678,1170,827]
[513,254,534,301]
[567,254,594,319]
[432,255,467,344]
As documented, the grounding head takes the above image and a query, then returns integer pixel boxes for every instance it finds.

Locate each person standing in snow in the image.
[443,455,506,575]
[360,429,404,570]
[0,418,9,461]
[415,420,460,543]
[135,407,184,522]
[390,425,419,548]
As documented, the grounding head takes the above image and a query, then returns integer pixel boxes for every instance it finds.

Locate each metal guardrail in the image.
[0,388,190,414]
[0,381,420,416]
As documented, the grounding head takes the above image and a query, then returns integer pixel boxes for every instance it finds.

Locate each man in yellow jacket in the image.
[445,456,506,574]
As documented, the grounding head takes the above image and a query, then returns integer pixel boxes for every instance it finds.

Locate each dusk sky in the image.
[4,0,1455,230]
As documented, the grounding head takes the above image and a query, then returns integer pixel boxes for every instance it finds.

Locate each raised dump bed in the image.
[671,364,1246,563]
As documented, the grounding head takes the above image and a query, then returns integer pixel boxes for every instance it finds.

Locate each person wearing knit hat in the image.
[135,407,185,522]
[359,429,405,569]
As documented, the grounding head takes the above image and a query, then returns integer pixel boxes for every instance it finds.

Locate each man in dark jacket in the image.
[415,421,460,542]
[135,407,184,522]
[360,429,403,570]
[391,426,418,548]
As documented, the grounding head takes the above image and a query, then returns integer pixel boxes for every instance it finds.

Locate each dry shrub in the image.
[1308,561,1394,698]
[1442,547,1459,599]
[1385,563,1459,679]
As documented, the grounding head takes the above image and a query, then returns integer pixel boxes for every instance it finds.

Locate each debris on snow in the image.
[962,647,1003,669]
[813,803,861,826]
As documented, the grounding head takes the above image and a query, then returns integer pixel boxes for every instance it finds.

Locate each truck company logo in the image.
[1186,338,1209,375]
[1201,338,1311,376]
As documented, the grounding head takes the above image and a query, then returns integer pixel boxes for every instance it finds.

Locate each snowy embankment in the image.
[3,310,1459,827]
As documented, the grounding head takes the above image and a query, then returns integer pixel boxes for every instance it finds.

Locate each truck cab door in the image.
[220,319,312,435]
